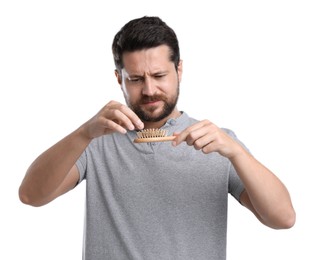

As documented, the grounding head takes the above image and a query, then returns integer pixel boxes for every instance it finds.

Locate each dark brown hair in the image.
[112,16,180,72]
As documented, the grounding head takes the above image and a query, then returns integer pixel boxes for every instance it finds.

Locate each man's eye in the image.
[129,78,142,83]
[155,74,164,78]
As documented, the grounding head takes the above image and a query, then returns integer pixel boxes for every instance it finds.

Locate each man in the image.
[19,16,295,260]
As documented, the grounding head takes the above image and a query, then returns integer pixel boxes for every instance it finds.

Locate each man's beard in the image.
[126,86,179,122]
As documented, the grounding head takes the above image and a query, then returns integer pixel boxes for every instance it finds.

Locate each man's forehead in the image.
[121,46,173,76]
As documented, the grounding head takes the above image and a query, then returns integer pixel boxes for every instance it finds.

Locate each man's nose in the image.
[142,77,157,96]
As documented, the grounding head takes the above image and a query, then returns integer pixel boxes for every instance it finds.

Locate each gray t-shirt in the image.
[76,112,245,260]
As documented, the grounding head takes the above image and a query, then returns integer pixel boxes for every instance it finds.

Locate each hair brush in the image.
[134,129,176,143]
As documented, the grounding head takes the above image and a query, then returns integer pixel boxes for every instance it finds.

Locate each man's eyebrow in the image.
[127,73,143,78]
[125,69,169,78]
[153,70,168,74]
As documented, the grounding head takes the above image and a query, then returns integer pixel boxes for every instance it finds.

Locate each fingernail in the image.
[136,120,144,129]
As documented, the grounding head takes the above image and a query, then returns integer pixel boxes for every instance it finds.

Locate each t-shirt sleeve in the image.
[75,149,87,184]
[228,164,245,202]
[223,128,249,202]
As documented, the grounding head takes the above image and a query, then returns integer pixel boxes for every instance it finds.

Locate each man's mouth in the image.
[143,100,160,105]
[141,97,163,105]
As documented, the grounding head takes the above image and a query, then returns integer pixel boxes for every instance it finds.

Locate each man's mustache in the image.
[140,95,166,103]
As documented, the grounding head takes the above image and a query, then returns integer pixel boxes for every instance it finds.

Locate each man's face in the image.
[117,45,182,122]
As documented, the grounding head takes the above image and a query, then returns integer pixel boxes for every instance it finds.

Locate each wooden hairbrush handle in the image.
[134,135,176,143]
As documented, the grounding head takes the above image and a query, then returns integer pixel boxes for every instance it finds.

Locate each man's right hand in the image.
[81,100,144,140]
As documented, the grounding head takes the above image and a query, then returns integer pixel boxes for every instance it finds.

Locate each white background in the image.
[1,0,318,259]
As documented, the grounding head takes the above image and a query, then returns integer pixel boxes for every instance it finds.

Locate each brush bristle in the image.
[136,128,168,139]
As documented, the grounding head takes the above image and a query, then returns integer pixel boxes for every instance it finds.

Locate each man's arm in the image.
[173,119,296,229]
[19,100,144,207]
[231,150,295,229]
[19,128,90,207]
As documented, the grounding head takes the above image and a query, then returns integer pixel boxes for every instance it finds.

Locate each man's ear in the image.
[177,60,183,82]
[114,69,122,85]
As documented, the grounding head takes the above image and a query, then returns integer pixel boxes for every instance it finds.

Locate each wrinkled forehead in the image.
[121,45,174,74]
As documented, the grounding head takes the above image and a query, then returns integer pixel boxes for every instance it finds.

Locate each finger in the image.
[174,120,213,145]
[111,109,136,131]
[171,132,181,146]
[188,130,215,149]
[201,141,217,154]
[116,104,144,130]
[174,123,203,145]
[104,101,144,130]
[101,117,128,134]
[104,106,141,131]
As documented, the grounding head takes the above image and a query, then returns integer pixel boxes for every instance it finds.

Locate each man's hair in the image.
[112,16,180,73]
